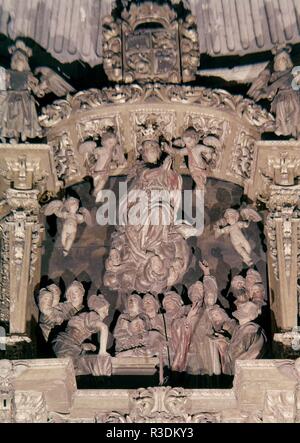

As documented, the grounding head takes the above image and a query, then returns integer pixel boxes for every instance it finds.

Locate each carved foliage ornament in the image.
[96,387,221,423]
[231,131,256,180]
[40,84,274,131]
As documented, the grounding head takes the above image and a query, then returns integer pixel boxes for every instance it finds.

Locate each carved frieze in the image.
[96,387,221,423]
[0,221,9,322]
[41,84,274,130]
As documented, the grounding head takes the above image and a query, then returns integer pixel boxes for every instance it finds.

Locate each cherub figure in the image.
[44,197,92,256]
[248,45,300,138]
[163,127,221,190]
[214,207,262,266]
[0,39,74,143]
[79,131,126,202]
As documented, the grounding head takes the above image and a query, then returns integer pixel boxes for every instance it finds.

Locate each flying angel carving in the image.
[44,197,92,256]
[214,207,262,266]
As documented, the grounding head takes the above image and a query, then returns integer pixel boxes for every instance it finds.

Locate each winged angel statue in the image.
[214,207,262,266]
[198,45,300,138]
[0,40,75,142]
[44,197,92,256]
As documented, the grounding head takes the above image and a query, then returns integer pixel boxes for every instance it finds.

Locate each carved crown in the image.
[121,2,177,30]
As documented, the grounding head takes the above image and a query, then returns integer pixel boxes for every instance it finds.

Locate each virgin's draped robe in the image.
[104,157,195,294]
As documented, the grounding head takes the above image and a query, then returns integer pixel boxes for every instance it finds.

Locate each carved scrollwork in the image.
[231,131,256,180]
[14,392,48,423]
[102,16,122,83]
[76,116,121,144]
[39,99,72,128]
[128,387,190,422]
[41,84,273,131]
[49,132,80,182]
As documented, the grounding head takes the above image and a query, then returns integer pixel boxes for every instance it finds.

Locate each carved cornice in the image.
[40,84,274,131]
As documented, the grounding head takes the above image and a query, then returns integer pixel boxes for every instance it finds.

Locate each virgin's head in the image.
[140,140,161,164]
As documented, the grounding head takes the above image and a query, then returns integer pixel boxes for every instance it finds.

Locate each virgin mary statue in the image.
[104,139,199,295]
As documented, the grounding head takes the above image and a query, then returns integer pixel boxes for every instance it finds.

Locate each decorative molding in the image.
[230,131,256,180]
[96,387,221,423]
[40,84,273,130]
